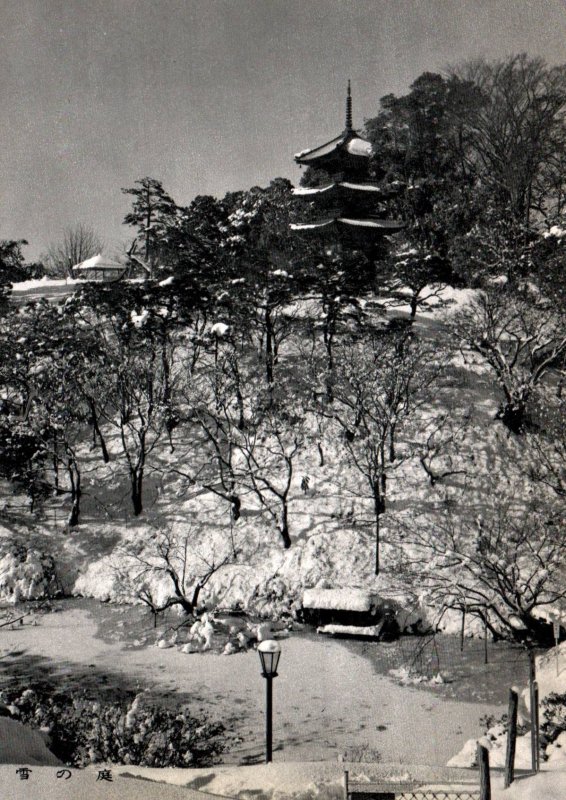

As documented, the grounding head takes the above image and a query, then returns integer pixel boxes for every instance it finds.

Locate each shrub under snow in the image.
[0,542,60,602]
[5,687,227,768]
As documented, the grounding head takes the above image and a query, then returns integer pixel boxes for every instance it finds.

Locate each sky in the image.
[2,0,566,261]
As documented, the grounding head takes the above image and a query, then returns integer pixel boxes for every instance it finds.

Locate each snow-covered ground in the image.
[0,283,561,641]
[449,641,566,771]
[0,603,507,766]
[0,283,563,797]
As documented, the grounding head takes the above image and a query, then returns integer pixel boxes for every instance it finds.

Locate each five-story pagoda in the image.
[291,82,402,259]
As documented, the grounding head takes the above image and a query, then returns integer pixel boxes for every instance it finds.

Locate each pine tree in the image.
[122,178,178,269]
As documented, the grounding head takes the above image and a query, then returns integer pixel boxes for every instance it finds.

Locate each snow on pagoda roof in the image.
[294,134,346,162]
[293,181,383,196]
[294,130,373,163]
[293,184,335,196]
[339,217,402,229]
[290,220,336,230]
[291,217,403,231]
[73,253,125,271]
[345,138,372,157]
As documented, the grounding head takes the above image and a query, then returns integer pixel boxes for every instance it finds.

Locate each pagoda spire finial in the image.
[345,80,353,131]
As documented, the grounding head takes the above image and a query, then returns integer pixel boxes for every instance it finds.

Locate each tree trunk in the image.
[89,400,110,463]
[52,432,60,494]
[323,321,335,403]
[265,307,274,399]
[278,503,292,549]
[389,426,396,462]
[132,468,144,516]
[497,401,528,434]
[410,292,418,319]
[372,480,384,575]
[230,494,241,522]
[145,187,151,262]
[67,461,81,528]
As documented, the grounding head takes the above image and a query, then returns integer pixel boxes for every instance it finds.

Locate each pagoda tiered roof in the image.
[290,217,402,232]
[291,82,403,249]
[292,181,402,201]
[294,80,374,171]
[294,130,372,167]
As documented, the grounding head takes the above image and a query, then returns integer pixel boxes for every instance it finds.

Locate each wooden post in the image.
[530,679,538,773]
[343,770,349,800]
[460,607,466,652]
[528,648,536,683]
[527,649,538,773]
[484,612,488,665]
[478,743,491,800]
[504,689,519,788]
[534,681,540,773]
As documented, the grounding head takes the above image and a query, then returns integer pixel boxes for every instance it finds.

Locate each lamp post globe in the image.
[258,640,281,763]
[258,639,281,677]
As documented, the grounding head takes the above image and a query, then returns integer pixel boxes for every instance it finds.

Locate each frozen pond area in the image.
[0,599,529,766]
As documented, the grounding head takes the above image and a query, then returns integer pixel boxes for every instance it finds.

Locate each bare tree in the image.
[95,313,179,517]
[528,400,566,497]
[174,339,245,522]
[452,285,566,433]
[238,403,305,549]
[418,413,469,487]
[393,499,566,645]
[47,224,104,277]
[116,524,235,619]
[330,328,441,574]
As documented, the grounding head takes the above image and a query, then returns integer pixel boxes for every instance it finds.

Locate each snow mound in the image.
[0,718,62,765]
[11,276,82,292]
[389,667,448,687]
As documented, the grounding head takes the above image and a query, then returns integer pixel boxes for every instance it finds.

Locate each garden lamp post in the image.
[258,639,281,764]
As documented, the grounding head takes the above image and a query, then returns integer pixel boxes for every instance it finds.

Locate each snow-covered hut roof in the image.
[72,254,125,272]
[302,588,373,612]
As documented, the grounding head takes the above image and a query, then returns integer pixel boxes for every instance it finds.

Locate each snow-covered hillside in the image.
[0,287,563,640]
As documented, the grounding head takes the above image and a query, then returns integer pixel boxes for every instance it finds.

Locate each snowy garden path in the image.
[0,605,504,766]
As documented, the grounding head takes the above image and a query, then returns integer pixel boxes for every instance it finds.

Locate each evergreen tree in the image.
[122,177,178,269]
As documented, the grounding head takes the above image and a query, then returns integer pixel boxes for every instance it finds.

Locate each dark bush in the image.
[6,687,226,767]
[541,692,566,749]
